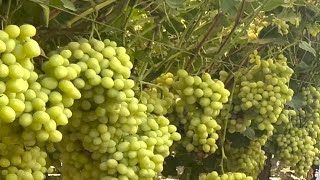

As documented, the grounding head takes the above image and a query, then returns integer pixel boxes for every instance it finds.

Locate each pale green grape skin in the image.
[2,53,16,65]
[0,106,16,123]
[5,25,20,38]
[23,39,41,58]
[19,113,33,127]
[0,94,9,106]
[19,24,37,38]
[0,64,9,78]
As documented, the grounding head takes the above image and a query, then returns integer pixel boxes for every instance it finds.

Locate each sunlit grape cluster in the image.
[170,70,230,153]
[294,86,320,166]
[275,127,318,177]
[45,38,181,179]
[219,51,294,135]
[152,72,175,87]
[0,24,55,179]
[200,171,253,180]
[247,14,269,41]
[272,18,290,35]
[225,138,267,178]
[0,24,40,124]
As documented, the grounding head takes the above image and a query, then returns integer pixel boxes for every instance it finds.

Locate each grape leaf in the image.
[295,61,310,74]
[165,0,186,9]
[286,93,304,110]
[220,0,239,16]
[262,0,284,11]
[59,0,76,11]
[226,132,250,148]
[243,127,255,140]
[298,41,316,57]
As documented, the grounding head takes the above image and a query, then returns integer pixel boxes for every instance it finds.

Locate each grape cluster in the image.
[225,138,267,178]
[46,38,181,179]
[171,70,230,153]
[247,14,269,41]
[275,127,318,177]
[219,51,294,135]
[152,72,175,87]
[272,18,290,35]
[0,24,40,124]
[301,87,320,165]
[0,24,57,179]
[0,142,47,180]
[200,171,253,180]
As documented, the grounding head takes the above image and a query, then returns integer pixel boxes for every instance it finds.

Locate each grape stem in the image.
[5,0,11,23]
[139,81,164,89]
[66,0,117,27]
[220,79,237,173]
[122,0,138,46]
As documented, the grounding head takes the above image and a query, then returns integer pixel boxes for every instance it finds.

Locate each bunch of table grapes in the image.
[224,137,268,178]
[218,51,294,136]
[0,24,70,179]
[169,70,230,153]
[200,171,253,180]
[44,38,181,180]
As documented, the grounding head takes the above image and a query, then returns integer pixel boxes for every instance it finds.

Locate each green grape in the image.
[19,24,36,38]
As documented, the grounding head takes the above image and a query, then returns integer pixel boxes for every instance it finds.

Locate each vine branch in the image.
[207,0,246,71]
[186,12,223,71]
[66,0,116,27]
[216,0,245,55]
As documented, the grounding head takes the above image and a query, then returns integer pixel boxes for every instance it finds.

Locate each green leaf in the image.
[165,0,186,9]
[278,9,301,26]
[261,0,284,11]
[286,93,304,110]
[243,127,255,140]
[133,50,152,63]
[250,38,286,45]
[295,61,310,74]
[298,41,316,56]
[226,132,250,148]
[220,0,239,16]
[59,0,76,11]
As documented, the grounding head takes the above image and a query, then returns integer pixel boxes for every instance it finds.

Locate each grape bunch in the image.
[275,127,318,177]
[200,171,253,180]
[0,24,40,124]
[0,24,63,179]
[272,18,290,35]
[247,14,269,41]
[0,141,47,180]
[218,51,294,135]
[224,137,267,178]
[43,38,181,180]
[170,70,230,153]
